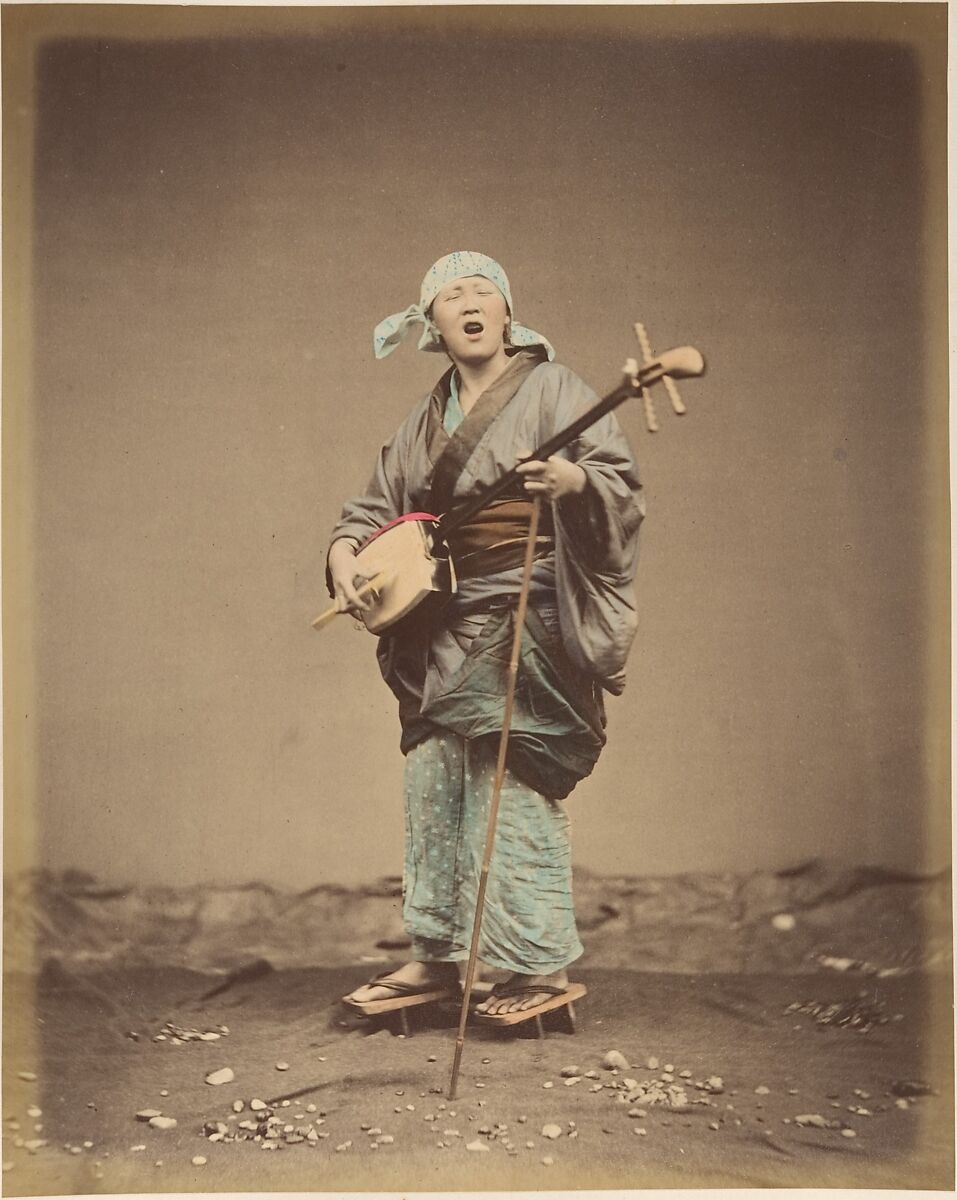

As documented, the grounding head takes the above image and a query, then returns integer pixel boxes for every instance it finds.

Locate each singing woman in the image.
[326,251,644,1020]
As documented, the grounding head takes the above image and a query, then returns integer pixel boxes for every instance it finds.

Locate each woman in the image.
[327,251,644,1019]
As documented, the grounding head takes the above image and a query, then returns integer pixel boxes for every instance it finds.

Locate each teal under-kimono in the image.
[329,347,644,972]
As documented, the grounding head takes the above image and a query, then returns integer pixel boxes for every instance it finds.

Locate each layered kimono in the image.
[329,347,644,972]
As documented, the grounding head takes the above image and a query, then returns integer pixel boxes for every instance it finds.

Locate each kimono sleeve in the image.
[545,366,645,693]
[324,405,423,596]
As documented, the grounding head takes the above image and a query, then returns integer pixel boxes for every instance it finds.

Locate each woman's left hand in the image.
[516,453,587,501]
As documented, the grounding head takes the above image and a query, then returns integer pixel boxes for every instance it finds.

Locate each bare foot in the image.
[475,970,569,1016]
[344,960,459,1005]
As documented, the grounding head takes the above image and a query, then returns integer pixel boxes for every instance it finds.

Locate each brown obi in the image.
[446,498,555,580]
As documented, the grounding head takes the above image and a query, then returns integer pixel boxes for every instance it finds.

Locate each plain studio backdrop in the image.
[3,4,949,891]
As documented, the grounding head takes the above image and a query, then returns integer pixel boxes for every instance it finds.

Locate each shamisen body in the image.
[326,251,645,1020]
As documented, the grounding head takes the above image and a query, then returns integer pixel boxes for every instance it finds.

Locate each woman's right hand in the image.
[327,539,371,614]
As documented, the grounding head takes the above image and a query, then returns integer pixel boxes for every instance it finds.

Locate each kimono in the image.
[329,347,644,973]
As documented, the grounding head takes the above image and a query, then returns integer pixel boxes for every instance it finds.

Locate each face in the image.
[429,275,510,367]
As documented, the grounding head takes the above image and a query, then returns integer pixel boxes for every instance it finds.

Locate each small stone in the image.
[664,1064,674,1072]
[842,1128,857,1138]
[602,1050,630,1071]
[772,913,797,931]
[568,1128,579,1139]
[136,1109,163,1122]
[130,1144,146,1152]
[191,1155,207,1166]
[17,1071,38,1082]
[542,1124,562,1139]
[563,1077,581,1086]
[250,1099,268,1111]
[273,1061,290,1072]
[705,1076,725,1094]
[306,1104,317,1113]
[895,1098,911,1110]
[628,1108,646,1119]
[891,1080,932,1098]
[634,1126,648,1136]
[795,1114,830,1128]
[466,1139,489,1152]
[542,1155,554,1165]
[69,1146,82,1155]
[755,1086,770,1095]
[335,1141,352,1152]
[542,1081,554,1089]
[481,1058,491,1065]
[661,1073,675,1083]
[376,1134,394,1145]
[2,1163,14,1173]
[148,1117,177,1131]
[561,1065,583,1078]
[646,1057,659,1070]
[406,1104,415,1111]
[205,1068,235,1087]
[26,1106,42,1119]
[159,1090,169,1098]
[232,1100,244,1113]
[83,1141,93,1149]
[281,1100,291,1107]
[709,1121,719,1131]
[427,1055,437,1062]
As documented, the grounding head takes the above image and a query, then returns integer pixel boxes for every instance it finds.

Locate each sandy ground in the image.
[3,964,953,1195]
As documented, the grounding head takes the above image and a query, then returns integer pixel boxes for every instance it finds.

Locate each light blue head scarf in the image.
[373,251,555,361]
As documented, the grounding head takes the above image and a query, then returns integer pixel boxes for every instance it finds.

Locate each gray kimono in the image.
[329,347,644,799]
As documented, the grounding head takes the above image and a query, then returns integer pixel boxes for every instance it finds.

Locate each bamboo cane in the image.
[447,496,543,1101]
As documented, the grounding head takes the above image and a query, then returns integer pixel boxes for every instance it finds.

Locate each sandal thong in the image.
[341,970,461,1016]
[473,981,587,1026]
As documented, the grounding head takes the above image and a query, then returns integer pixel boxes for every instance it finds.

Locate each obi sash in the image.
[447,497,555,580]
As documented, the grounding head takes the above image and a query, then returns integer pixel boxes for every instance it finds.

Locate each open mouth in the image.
[463,321,484,336]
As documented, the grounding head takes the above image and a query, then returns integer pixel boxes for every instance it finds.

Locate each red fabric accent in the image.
[359,512,439,550]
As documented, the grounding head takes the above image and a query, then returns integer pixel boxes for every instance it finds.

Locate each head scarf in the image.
[373,251,555,361]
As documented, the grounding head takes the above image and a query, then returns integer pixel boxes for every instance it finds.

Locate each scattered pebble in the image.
[561,1065,583,1077]
[563,1077,581,1087]
[542,1124,562,1139]
[542,1082,554,1089]
[191,1155,207,1166]
[646,1057,659,1070]
[755,1086,770,1095]
[772,913,797,931]
[541,1155,554,1165]
[250,1099,268,1111]
[148,1117,177,1131]
[795,1113,837,1129]
[205,1068,235,1087]
[26,1106,42,1119]
[232,1100,244,1113]
[136,1110,163,1122]
[841,1128,857,1138]
[634,1126,648,1136]
[275,1062,290,1072]
[466,1139,489,1152]
[891,1080,932,1098]
[17,1072,38,1082]
[602,1050,630,1071]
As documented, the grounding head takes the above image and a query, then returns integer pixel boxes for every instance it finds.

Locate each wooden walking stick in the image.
[447,495,543,1101]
